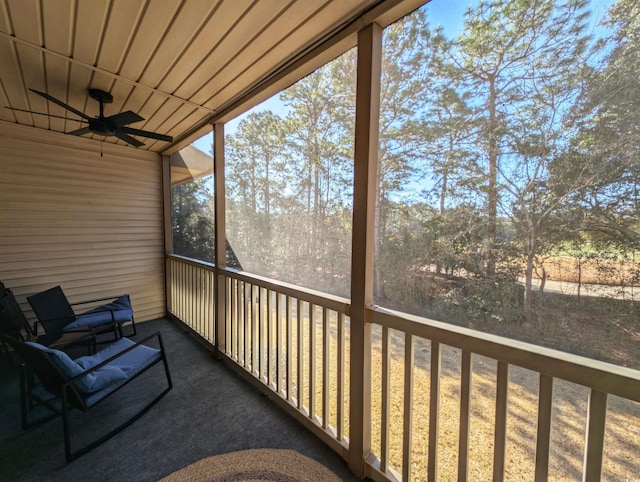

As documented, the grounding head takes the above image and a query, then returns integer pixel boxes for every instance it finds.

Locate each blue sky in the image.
[192,0,616,155]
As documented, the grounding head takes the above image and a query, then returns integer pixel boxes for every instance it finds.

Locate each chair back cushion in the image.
[27,286,75,324]
[65,295,133,330]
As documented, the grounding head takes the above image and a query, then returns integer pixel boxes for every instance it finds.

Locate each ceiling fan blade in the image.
[115,131,145,147]
[5,106,88,122]
[121,127,173,142]
[105,110,144,127]
[68,127,92,136]
[29,89,91,121]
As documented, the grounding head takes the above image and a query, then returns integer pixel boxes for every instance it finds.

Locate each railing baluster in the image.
[203,268,206,337]
[198,268,203,336]
[234,279,240,362]
[238,281,243,364]
[337,311,345,442]
[178,261,183,320]
[178,260,182,317]
[403,333,414,482]
[381,325,390,474]
[190,264,195,327]
[205,268,210,338]
[267,289,272,388]
[535,374,553,482]
[322,307,329,430]
[178,262,183,321]
[231,278,236,360]
[203,268,208,336]
[244,282,250,369]
[493,361,509,482]
[458,350,472,482]
[253,283,257,373]
[249,283,255,374]
[201,267,205,334]
[254,283,259,375]
[428,341,441,482]
[195,267,200,335]
[235,280,240,362]
[184,263,189,322]
[309,303,316,421]
[276,292,281,395]
[297,298,304,411]
[583,389,607,482]
[257,287,263,380]
[286,295,292,400]
[214,273,217,347]
[228,278,233,358]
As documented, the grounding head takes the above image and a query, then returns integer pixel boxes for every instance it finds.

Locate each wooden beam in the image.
[214,123,226,354]
[162,154,173,317]
[349,21,382,477]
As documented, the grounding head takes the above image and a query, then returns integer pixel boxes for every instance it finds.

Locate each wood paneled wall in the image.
[0,122,165,322]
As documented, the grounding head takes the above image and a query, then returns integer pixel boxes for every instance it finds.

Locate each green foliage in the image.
[428,271,524,326]
[172,178,215,263]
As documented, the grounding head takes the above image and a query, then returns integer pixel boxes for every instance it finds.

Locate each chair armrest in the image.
[64,332,165,385]
[35,315,83,334]
[69,295,126,307]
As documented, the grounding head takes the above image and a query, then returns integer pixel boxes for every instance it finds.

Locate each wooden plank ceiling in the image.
[0,0,387,153]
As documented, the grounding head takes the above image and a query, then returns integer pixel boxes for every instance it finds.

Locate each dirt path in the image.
[524,277,640,300]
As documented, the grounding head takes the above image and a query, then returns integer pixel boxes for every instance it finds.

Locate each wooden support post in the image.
[214,123,227,354]
[349,21,382,478]
[162,155,173,316]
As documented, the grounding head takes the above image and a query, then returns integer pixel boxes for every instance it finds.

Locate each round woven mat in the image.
[159,448,343,482]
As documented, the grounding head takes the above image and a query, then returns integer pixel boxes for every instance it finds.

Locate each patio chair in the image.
[3,331,172,461]
[27,286,137,343]
[0,288,96,360]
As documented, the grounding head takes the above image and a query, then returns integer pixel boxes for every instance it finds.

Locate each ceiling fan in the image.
[8,88,173,147]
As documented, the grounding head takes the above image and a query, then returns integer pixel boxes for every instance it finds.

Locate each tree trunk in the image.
[524,219,537,320]
[524,249,535,320]
[486,74,498,279]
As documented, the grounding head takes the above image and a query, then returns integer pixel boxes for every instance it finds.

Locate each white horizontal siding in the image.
[0,122,165,322]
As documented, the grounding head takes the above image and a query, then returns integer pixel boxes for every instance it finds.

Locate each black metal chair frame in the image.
[1,288,97,363]
[5,332,172,461]
[27,286,137,346]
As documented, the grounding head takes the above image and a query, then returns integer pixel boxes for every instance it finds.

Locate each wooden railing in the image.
[166,254,351,456]
[166,255,216,343]
[166,254,640,481]
[367,307,640,482]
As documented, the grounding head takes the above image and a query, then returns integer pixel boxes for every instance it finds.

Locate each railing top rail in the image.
[371,306,640,402]
[220,266,351,314]
[166,254,350,314]
[167,253,216,270]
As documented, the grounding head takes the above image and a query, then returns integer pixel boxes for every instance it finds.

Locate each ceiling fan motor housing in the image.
[88,118,115,136]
